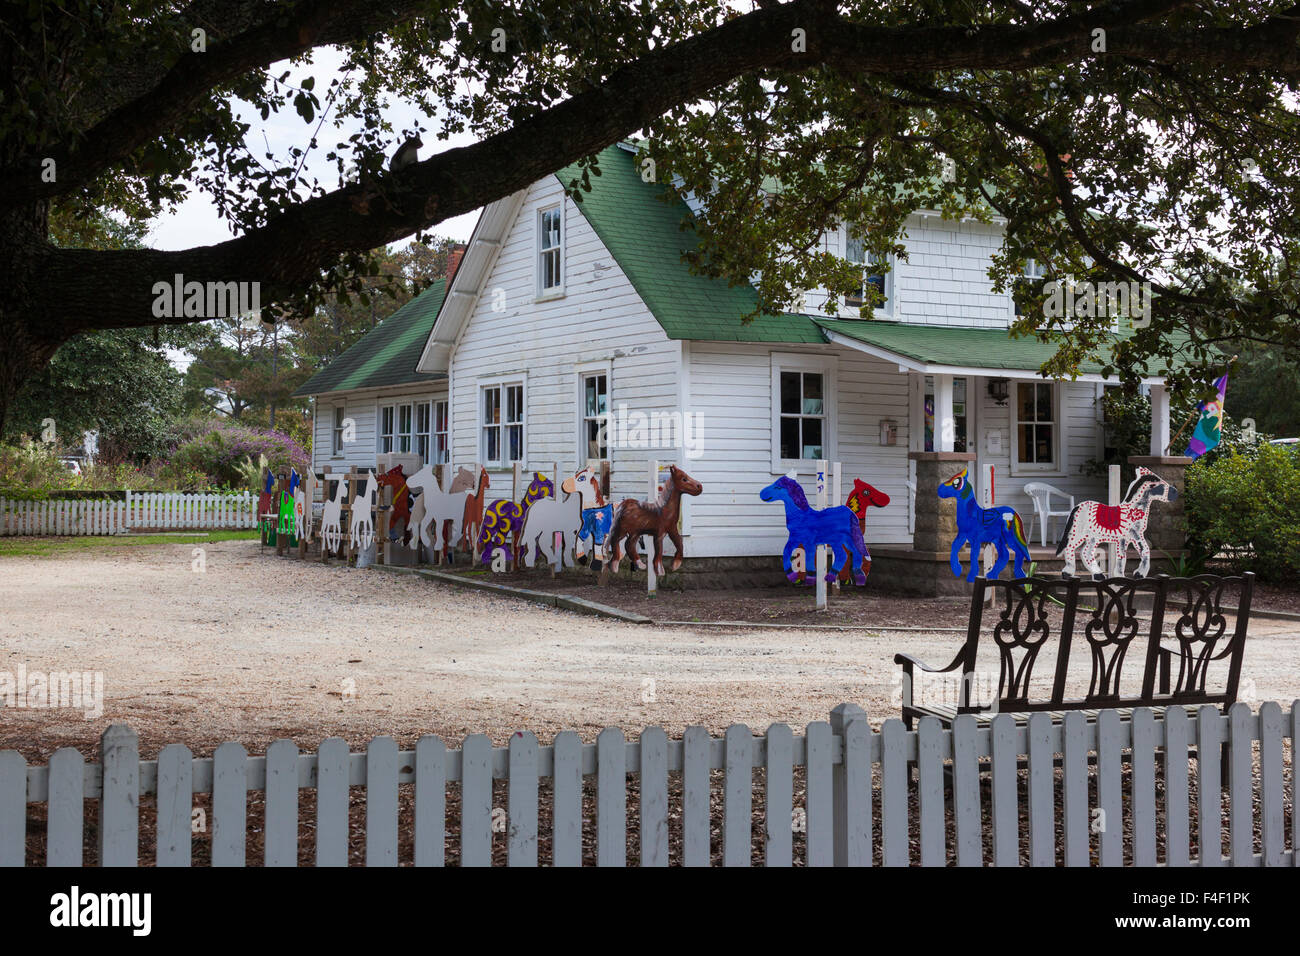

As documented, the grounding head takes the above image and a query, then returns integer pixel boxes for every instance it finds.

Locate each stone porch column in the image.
[909,451,977,552]
[1127,455,1193,557]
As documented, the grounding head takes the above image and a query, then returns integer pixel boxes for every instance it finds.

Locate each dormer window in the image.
[537,206,564,296]
[1015,258,1049,317]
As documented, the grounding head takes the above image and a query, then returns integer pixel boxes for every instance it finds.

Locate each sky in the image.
[147,46,481,252]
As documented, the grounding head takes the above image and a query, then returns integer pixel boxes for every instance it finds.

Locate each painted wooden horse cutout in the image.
[569,468,612,564]
[320,475,347,555]
[459,466,491,553]
[349,470,379,551]
[375,464,414,543]
[408,464,476,560]
[761,473,869,585]
[605,465,704,578]
[293,470,317,541]
[520,466,601,569]
[937,467,1031,582]
[1056,466,1178,579]
[276,470,299,536]
[838,478,890,581]
[478,472,554,567]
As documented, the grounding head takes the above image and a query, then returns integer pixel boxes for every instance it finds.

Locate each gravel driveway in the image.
[2,539,1298,760]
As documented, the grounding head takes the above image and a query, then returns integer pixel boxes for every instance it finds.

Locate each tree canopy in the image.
[3,0,1299,430]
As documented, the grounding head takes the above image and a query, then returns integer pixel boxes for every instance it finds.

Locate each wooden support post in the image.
[344,470,356,566]
[646,459,659,595]
[1107,464,1121,576]
[552,461,561,577]
[980,463,996,601]
[832,462,842,593]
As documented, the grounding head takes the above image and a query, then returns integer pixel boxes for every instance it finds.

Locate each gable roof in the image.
[294,279,448,397]
[555,145,824,344]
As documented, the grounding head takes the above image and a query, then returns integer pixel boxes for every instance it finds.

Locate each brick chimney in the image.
[446,242,467,283]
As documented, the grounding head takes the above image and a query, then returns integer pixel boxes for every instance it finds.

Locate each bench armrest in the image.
[894,648,971,712]
[893,648,968,674]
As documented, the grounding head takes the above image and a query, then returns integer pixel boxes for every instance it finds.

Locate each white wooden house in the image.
[298,142,1175,574]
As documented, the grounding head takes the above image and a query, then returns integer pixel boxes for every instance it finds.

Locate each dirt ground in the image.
[2,538,1299,764]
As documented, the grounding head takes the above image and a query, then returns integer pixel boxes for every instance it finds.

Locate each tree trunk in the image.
[0,204,55,437]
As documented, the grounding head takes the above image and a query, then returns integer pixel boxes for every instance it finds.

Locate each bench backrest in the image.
[958,573,1254,714]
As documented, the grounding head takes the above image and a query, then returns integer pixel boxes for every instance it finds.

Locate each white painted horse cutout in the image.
[349,470,379,551]
[320,475,347,555]
[520,466,599,569]
[407,464,476,560]
[1056,466,1178,579]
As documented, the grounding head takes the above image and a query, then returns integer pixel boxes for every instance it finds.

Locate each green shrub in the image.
[1185,444,1300,580]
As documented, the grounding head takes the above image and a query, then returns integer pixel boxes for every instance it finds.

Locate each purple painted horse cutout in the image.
[760,472,868,586]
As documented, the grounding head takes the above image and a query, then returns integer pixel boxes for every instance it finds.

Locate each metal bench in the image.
[895,572,1255,730]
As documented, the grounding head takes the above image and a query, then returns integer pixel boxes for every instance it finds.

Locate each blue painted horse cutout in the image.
[760,473,869,586]
[937,467,1031,581]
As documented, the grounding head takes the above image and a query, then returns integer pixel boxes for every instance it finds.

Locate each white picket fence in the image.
[2,701,1294,867]
[0,491,256,536]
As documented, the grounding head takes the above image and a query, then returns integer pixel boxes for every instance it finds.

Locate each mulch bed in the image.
[436,563,976,629]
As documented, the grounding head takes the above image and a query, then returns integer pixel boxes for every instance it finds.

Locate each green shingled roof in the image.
[558,146,824,344]
[294,279,448,397]
[816,318,1176,377]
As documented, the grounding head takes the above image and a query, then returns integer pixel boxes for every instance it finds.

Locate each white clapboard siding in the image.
[5,702,1294,868]
[0,491,255,536]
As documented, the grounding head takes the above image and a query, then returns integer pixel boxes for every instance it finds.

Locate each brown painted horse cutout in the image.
[602,465,703,579]
[458,466,490,553]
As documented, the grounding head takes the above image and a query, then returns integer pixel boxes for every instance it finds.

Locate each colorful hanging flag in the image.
[1186,374,1228,460]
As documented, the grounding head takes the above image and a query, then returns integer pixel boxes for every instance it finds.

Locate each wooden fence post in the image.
[815,461,828,610]
[647,459,659,595]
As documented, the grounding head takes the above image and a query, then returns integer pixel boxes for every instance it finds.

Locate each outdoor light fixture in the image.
[987,377,1010,405]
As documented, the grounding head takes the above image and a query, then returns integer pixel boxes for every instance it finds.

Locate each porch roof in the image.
[815,318,1170,383]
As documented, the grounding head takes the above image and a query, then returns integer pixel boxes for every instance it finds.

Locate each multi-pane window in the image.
[379,405,395,454]
[779,371,825,461]
[482,384,525,466]
[1016,382,1057,465]
[434,400,449,464]
[845,234,889,312]
[1015,258,1049,317]
[397,404,413,453]
[581,373,608,461]
[923,376,968,453]
[538,207,563,293]
[332,406,346,455]
[415,403,432,464]
[378,403,413,454]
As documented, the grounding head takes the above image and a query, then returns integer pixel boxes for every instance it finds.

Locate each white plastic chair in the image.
[1023,481,1075,547]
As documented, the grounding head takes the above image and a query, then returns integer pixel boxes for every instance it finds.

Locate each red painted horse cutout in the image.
[602,465,703,579]
[375,464,415,545]
[838,478,891,582]
[1056,466,1178,579]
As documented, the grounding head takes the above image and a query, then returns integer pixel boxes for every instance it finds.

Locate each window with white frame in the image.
[378,402,413,454]
[1015,258,1050,317]
[415,402,432,463]
[434,400,449,464]
[1015,382,1057,467]
[772,355,835,468]
[538,206,564,294]
[580,372,609,461]
[379,405,395,454]
[332,406,346,455]
[481,382,525,466]
[844,233,891,314]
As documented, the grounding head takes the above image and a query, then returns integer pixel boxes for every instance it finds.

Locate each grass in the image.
[0,529,258,558]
